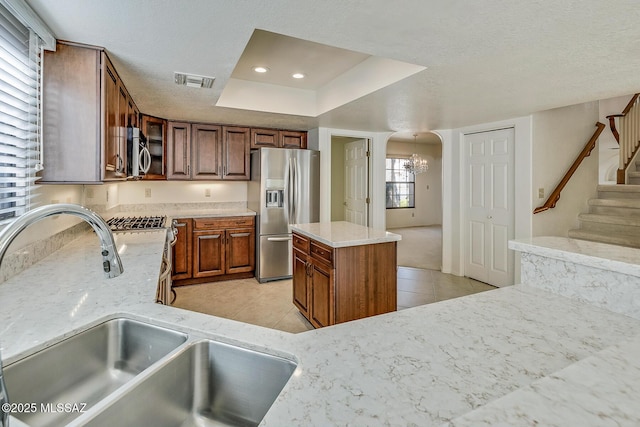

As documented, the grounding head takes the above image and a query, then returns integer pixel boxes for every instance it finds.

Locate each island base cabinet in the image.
[309,260,334,328]
[292,248,310,318]
[292,232,397,328]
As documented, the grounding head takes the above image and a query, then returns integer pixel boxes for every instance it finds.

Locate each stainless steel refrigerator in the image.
[248,148,320,282]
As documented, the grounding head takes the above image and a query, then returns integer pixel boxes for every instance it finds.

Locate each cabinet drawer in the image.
[292,233,309,252]
[193,216,254,230]
[310,240,333,266]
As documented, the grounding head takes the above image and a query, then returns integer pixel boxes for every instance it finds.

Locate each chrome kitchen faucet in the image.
[0,204,124,427]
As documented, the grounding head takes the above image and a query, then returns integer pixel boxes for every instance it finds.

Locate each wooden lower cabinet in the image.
[172,216,255,286]
[171,218,193,281]
[292,248,310,317]
[193,229,225,277]
[226,227,255,273]
[292,232,397,328]
[309,259,334,328]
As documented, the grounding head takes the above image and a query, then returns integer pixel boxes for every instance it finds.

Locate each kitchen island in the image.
[1,230,640,426]
[290,221,401,328]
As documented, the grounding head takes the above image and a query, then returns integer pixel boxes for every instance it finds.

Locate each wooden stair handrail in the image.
[605,93,639,144]
[534,122,606,214]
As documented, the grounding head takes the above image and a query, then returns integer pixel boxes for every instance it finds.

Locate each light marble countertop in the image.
[290,221,401,248]
[509,236,640,278]
[2,231,640,425]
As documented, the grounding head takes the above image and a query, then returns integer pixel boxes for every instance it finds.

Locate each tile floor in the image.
[172,267,496,334]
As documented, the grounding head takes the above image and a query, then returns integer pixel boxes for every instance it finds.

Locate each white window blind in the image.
[0,2,42,223]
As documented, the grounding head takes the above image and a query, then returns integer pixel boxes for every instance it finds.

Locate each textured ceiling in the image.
[26,0,640,134]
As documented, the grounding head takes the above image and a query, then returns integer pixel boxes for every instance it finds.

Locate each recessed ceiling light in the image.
[253,66,269,73]
[292,73,305,79]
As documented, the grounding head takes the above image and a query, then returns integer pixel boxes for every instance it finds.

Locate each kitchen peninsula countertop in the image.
[291,220,401,248]
[510,235,640,277]
[2,231,640,426]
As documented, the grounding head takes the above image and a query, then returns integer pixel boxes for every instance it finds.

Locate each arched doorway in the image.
[385,131,443,271]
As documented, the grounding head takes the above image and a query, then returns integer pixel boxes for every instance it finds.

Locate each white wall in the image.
[532,101,599,236]
[7,184,84,249]
[385,139,442,228]
[312,127,393,230]
[598,94,631,184]
[115,181,248,205]
[330,138,346,221]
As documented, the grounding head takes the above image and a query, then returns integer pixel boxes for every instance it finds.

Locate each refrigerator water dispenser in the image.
[266,189,284,208]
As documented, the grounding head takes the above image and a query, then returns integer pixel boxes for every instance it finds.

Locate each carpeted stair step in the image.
[588,198,640,216]
[597,184,640,199]
[628,171,640,185]
[568,229,640,249]
[577,213,640,237]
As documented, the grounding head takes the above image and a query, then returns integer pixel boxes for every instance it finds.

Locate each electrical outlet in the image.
[106,191,109,202]
[205,188,211,197]
[538,188,545,199]
[145,188,151,198]
[86,188,94,199]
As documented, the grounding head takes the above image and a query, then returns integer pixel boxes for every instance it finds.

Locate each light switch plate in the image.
[145,188,151,198]
[538,188,545,199]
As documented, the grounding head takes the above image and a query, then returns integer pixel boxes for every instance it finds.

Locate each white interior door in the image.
[464,128,515,287]
[344,139,369,226]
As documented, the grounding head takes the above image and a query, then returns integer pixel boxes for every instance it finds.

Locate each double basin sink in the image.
[3,318,297,426]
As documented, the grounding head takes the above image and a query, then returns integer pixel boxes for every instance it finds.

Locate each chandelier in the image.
[404,134,429,174]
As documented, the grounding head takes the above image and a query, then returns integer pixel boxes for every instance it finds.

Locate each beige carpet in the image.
[390,226,442,270]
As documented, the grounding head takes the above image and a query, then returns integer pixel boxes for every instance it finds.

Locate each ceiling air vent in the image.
[174,72,215,89]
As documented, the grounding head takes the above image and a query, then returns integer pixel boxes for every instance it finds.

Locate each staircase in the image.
[628,159,640,184]
[569,185,640,248]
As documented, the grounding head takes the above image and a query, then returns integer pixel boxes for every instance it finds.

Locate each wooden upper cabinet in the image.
[280,130,307,149]
[222,126,250,180]
[128,97,140,127]
[167,122,249,181]
[251,128,308,149]
[41,41,140,183]
[250,128,279,149]
[40,42,101,183]
[192,124,223,180]
[167,122,191,179]
[142,115,166,179]
[103,58,121,179]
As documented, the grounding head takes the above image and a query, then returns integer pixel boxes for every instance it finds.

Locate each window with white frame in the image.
[0,2,44,223]
[385,157,415,209]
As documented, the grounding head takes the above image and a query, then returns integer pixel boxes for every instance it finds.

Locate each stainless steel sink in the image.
[85,339,298,427]
[3,318,187,427]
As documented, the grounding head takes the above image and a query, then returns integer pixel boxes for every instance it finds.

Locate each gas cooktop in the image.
[106,215,166,231]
